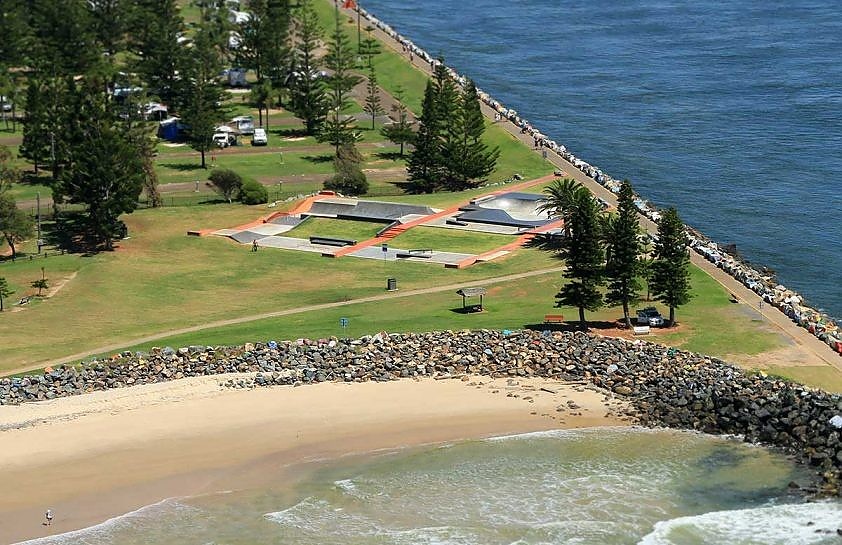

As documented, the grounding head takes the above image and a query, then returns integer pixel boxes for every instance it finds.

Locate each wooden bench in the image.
[633,325,650,335]
[544,314,564,323]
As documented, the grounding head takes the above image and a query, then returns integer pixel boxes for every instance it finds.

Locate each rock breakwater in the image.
[2,330,840,493]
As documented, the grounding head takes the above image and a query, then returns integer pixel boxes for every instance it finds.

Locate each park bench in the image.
[18,296,31,306]
[544,314,564,323]
[633,325,651,335]
[309,236,357,247]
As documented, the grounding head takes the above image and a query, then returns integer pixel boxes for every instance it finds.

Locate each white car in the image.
[251,128,267,146]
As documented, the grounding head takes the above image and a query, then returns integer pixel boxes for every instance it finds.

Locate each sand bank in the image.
[0,374,628,544]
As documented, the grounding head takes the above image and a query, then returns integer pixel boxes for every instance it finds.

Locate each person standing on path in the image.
[45,509,53,526]
[252,239,259,252]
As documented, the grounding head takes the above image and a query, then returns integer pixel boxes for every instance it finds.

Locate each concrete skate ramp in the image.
[230,230,266,244]
[306,198,438,222]
[456,191,553,228]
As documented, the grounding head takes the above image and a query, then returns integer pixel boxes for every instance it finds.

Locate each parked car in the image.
[636,306,665,327]
[251,128,267,146]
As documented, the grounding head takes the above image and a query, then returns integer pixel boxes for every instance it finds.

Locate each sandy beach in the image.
[0,375,629,544]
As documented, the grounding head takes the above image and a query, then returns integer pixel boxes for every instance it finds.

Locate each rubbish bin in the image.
[387,278,397,291]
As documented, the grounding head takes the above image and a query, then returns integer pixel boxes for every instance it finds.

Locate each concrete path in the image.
[4,266,565,377]
[344,4,842,369]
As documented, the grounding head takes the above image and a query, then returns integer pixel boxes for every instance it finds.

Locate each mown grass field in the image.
[389,227,514,254]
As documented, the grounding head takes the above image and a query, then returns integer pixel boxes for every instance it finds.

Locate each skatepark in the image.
[203,176,565,268]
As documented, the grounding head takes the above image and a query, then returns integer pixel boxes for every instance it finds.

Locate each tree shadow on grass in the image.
[449,306,485,314]
[302,154,333,164]
[523,320,618,333]
[271,127,310,138]
[374,151,405,162]
[20,172,53,186]
[159,163,207,172]
[41,212,106,256]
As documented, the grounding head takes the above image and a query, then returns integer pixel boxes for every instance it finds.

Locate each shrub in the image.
[323,144,369,196]
[208,169,243,203]
[240,178,269,205]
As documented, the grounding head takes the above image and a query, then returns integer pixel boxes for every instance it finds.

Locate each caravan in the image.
[232,115,254,135]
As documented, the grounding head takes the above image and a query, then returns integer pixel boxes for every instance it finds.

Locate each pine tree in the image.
[289,0,327,134]
[19,79,50,175]
[650,207,692,326]
[442,78,499,190]
[406,81,442,193]
[554,187,605,330]
[127,0,185,106]
[88,0,130,60]
[358,25,381,68]
[179,21,227,169]
[604,180,642,328]
[380,85,414,155]
[55,84,144,250]
[27,0,100,76]
[263,0,292,91]
[317,15,362,155]
[0,0,29,69]
[363,67,383,130]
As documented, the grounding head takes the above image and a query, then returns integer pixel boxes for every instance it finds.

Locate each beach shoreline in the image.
[0,374,629,544]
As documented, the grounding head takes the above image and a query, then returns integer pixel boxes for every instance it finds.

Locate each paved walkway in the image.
[346,4,842,369]
[4,266,565,377]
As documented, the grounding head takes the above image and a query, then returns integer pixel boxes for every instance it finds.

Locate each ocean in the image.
[16,428,842,545]
[361,0,842,319]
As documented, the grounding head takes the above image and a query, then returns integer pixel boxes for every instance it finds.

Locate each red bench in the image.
[544,314,564,323]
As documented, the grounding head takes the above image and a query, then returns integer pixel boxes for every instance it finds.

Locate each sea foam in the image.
[638,501,842,545]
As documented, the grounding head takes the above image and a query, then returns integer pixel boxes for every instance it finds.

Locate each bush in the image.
[323,144,369,196]
[324,167,368,196]
[240,178,269,204]
[208,169,243,203]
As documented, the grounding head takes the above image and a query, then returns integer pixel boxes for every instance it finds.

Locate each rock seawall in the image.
[1,330,840,493]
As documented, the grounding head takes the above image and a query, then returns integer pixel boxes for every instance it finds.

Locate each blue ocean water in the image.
[362,0,842,319]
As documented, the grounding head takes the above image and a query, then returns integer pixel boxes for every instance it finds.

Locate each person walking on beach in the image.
[44,509,53,526]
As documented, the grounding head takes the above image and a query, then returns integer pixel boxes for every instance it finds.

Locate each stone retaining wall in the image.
[2,330,840,493]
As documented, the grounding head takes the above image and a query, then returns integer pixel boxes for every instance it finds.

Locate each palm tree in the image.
[538,178,591,237]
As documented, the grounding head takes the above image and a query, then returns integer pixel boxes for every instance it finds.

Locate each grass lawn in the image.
[389,226,515,254]
[109,261,793,376]
[284,217,388,241]
[765,365,842,394]
[0,204,561,372]
[154,147,405,185]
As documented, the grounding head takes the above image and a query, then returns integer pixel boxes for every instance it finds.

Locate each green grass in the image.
[284,217,388,241]
[389,226,514,254]
[154,147,405,185]
[765,365,842,394]
[0,204,562,372]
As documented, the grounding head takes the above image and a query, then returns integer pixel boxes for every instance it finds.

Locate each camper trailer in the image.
[232,115,254,135]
